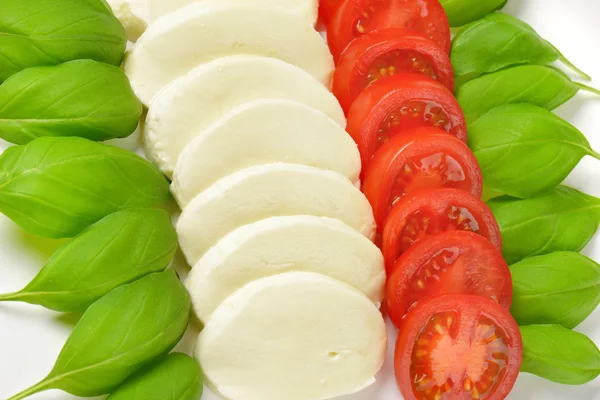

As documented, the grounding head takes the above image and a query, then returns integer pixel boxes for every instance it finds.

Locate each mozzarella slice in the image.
[147,0,318,26]
[107,0,148,42]
[176,163,375,265]
[124,0,333,106]
[144,55,344,177]
[186,215,385,323]
[172,99,359,207]
[196,271,387,400]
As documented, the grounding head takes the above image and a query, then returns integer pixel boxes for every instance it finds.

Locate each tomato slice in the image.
[327,0,451,60]
[363,127,482,229]
[333,28,454,112]
[395,294,522,400]
[318,0,341,26]
[346,73,467,169]
[382,188,501,270]
[386,231,512,327]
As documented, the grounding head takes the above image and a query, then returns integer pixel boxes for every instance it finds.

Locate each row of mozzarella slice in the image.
[110,0,319,41]
[117,1,388,399]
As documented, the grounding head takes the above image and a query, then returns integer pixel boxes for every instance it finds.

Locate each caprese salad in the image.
[1,0,599,399]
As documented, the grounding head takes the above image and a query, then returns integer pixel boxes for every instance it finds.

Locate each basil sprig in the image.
[488,186,600,264]
[469,103,599,199]
[0,137,170,238]
[511,252,600,329]
[7,271,190,400]
[521,325,600,385]
[0,208,178,312]
[452,13,589,84]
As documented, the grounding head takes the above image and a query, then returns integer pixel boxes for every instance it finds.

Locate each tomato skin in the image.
[362,127,482,229]
[318,0,340,26]
[327,0,451,60]
[346,73,466,168]
[395,294,522,400]
[386,231,512,327]
[333,28,454,112]
[382,188,501,270]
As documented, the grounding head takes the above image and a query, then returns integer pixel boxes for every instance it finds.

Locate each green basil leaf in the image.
[107,353,203,400]
[0,136,170,239]
[0,208,177,312]
[468,103,599,198]
[0,0,126,81]
[520,325,600,385]
[458,65,600,123]
[440,0,507,27]
[7,270,191,400]
[451,13,589,84]
[511,252,600,329]
[0,60,142,144]
[488,186,600,264]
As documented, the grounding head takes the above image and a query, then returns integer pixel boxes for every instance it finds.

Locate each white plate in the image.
[1,0,600,399]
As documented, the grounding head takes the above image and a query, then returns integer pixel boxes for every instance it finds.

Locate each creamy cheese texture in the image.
[107,0,148,42]
[172,99,359,207]
[124,0,334,106]
[176,163,376,266]
[196,271,387,400]
[143,55,344,177]
[186,215,386,323]
[146,0,318,25]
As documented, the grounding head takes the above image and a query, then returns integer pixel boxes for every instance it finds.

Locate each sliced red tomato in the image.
[327,0,451,60]
[386,231,512,327]
[333,28,454,112]
[382,188,501,270]
[318,0,341,26]
[395,294,522,400]
[363,127,482,229]
[346,73,467,171]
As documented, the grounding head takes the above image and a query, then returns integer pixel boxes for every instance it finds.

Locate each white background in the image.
[1,0,600,399]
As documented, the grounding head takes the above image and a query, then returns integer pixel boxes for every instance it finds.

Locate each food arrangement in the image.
[0,1,599,400]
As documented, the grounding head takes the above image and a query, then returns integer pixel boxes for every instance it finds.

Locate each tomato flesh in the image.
[318,0,340,26]
[363,128,482,229]
[390,152,467,195]
[334,29,454,112]
[412,313,510,399]
[366,50,438,84]
[328,0,451,59]
[386,231,512,326]
[382,188,501,270]
[346,73,466,167]
[396,295,522,400]
[377,100,460,144]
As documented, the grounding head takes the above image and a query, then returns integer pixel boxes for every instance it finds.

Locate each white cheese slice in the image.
[172,99,359,207]
[186,215,385,323]
[124,0,333,106]
[146,0,318,26]
[107,0,148,42]
[196,271,387,400]
[144,55,344,178]
[176,163,375,265]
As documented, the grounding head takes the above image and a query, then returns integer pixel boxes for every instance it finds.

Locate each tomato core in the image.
[377,100,457,147]
[411,313,511,400]
[363,50,438,87]
[396,206,480,255]
[390,152,468,203]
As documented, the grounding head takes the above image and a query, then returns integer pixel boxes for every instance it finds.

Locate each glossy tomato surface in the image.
[333,28,454,112]
[382,188,501,270]
[327,0,451,60]
[346,73,466,168]
[395,295,522,400]
[386,231,512,327]
[363,127,482,229]
[318,0,340,26]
